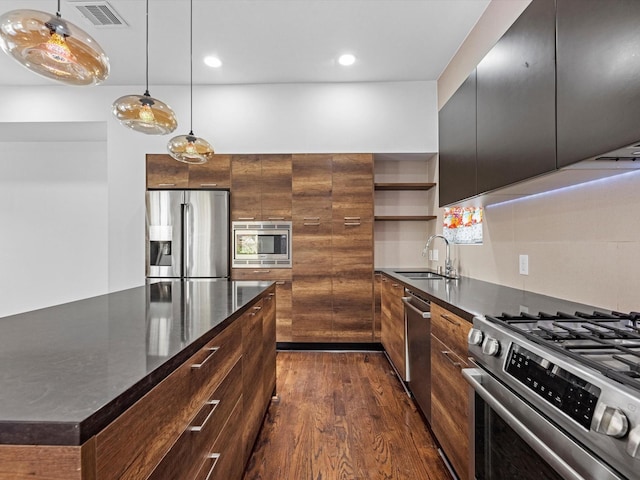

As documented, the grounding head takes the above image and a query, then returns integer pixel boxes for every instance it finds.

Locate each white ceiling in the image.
[0,0,490,87]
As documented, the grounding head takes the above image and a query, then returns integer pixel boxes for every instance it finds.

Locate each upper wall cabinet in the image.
[476,0,556,194]
[438,70,477,207]
[146,154,231,189]
[556,0,640,167]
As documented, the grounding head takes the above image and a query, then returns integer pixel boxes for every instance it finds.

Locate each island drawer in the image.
[95,319,242,480]
[195,396,244,480]
[147,358,242,480]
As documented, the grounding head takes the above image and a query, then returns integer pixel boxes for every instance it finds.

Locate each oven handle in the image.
[463,368,587,480]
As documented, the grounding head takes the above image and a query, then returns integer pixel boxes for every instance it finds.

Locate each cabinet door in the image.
[331,154,374,342]
[431,335,470,480]
[274,280,292,342]
[332,220,373,342]
[231,155,262,221]
[380,275,406,380]
[291,154,333,342]
[263,289,277,401]
[146,154,189,189]
[188,154,231,188]
[242,302,264,465]
[476,0,556,193]
[557,0,640,167]
[438,70,477,206]
[261,154,292,221]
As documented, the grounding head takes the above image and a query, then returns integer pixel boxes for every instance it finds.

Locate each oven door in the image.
[463,368,625,480]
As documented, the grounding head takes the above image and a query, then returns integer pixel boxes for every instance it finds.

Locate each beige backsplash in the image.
[443,164,640,313]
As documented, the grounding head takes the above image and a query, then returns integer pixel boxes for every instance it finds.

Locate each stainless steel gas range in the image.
[464,310,640,480]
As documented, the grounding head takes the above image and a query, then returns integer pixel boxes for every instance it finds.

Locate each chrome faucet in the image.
[423,234,453,277]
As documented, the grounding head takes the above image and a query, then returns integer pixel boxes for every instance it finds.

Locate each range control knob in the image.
[482,337,500,356]
[627,425,640,459]
[592,404,629,438]
[468,328,484,346]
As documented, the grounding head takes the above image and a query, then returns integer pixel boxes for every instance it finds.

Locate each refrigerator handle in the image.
[181,202,189,278]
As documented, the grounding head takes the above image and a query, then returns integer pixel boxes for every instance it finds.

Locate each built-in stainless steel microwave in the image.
[232,221,292,268]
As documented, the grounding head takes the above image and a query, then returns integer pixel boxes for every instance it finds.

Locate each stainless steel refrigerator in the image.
[146,190,229,279]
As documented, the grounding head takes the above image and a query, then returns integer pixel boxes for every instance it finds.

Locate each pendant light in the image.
[167,0,214,164]
[0,1,109,86]
[112,0,177,135]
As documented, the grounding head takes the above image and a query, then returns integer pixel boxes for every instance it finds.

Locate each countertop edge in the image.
[0,282,275,447]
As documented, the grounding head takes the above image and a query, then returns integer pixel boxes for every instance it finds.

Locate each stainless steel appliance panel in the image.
[146,190,229,279]
[146,190,184,278]
[404,290,431,423]
[183,190,229,278]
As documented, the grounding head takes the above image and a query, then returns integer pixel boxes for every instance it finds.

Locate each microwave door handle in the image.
[463,369,587,480]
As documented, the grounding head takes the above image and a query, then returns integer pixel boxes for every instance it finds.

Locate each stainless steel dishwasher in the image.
[402,289,432,423]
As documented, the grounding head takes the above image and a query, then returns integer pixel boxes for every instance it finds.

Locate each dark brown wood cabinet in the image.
[231,155,262,221]
[556,0,640,167]
[291,154,374,343]
[231,154,292,221]
[380,274,407,380]
[430,303,471,480]
[146,154,231,189]
[232,268,292,342]
[438,70,477,207]
[291,154,335,342]
[476,0,556,194]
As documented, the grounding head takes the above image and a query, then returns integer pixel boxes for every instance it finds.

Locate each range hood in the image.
[456,143,640,207]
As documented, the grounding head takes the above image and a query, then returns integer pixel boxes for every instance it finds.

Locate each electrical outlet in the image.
[519,254,529,275]
[432,249,439,261]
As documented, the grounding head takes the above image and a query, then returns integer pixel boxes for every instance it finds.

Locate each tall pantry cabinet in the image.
[291,154,374,342]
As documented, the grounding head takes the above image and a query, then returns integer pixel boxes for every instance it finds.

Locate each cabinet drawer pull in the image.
[344,222,361,226]
[198,453,220,480]
[199,183,218,187]
[392,283,400,288]
[268,216,285,220]
[158,183,176,187]
[191,347,219,369]
[253,270,270,273]
[441,350,462,368]
[304,222,320,226]
[238,217,255,220]
[441,314,461,327]
[275,281,286,285]
[344,216,361,220]
[303,217,320,221]
[188,400,220,432]
[253,306,262,311]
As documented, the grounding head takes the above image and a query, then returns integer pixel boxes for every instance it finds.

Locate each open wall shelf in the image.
[374,183,436,191]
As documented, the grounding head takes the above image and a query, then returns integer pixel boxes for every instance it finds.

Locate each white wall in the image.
[0,80,437,315]
[0,139,108,317]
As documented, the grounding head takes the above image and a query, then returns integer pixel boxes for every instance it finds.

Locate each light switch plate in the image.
[519,254,529,275]
[432,249,439,261]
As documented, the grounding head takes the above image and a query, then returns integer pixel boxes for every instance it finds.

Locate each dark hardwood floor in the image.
[243,351,451,480]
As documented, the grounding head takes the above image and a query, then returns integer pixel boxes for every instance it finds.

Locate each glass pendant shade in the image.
[0,9,109,86]
[112,92,177,135]
[167,132,214,164]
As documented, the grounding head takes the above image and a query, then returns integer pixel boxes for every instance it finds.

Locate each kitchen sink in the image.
[394,271,444,280]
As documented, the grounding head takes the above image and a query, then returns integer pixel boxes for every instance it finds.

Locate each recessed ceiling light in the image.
[204,56,222,68]
[338,54,356,66]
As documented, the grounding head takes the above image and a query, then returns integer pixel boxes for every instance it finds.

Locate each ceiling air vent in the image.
[70,1,127,28]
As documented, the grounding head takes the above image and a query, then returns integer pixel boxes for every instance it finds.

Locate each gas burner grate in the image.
[487,310,640,390]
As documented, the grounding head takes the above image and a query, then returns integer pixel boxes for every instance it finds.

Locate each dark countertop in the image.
[378,268,609,322]
[0,279,273,446]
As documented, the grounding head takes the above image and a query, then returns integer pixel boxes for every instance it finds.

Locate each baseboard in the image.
[276,342,384,352]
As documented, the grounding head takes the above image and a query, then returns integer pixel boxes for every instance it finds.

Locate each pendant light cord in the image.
[56,0,61,17]
[189,0,194,135]
[145,0,150,95]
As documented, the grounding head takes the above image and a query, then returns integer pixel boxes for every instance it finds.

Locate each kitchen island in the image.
[0,278,276,480]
